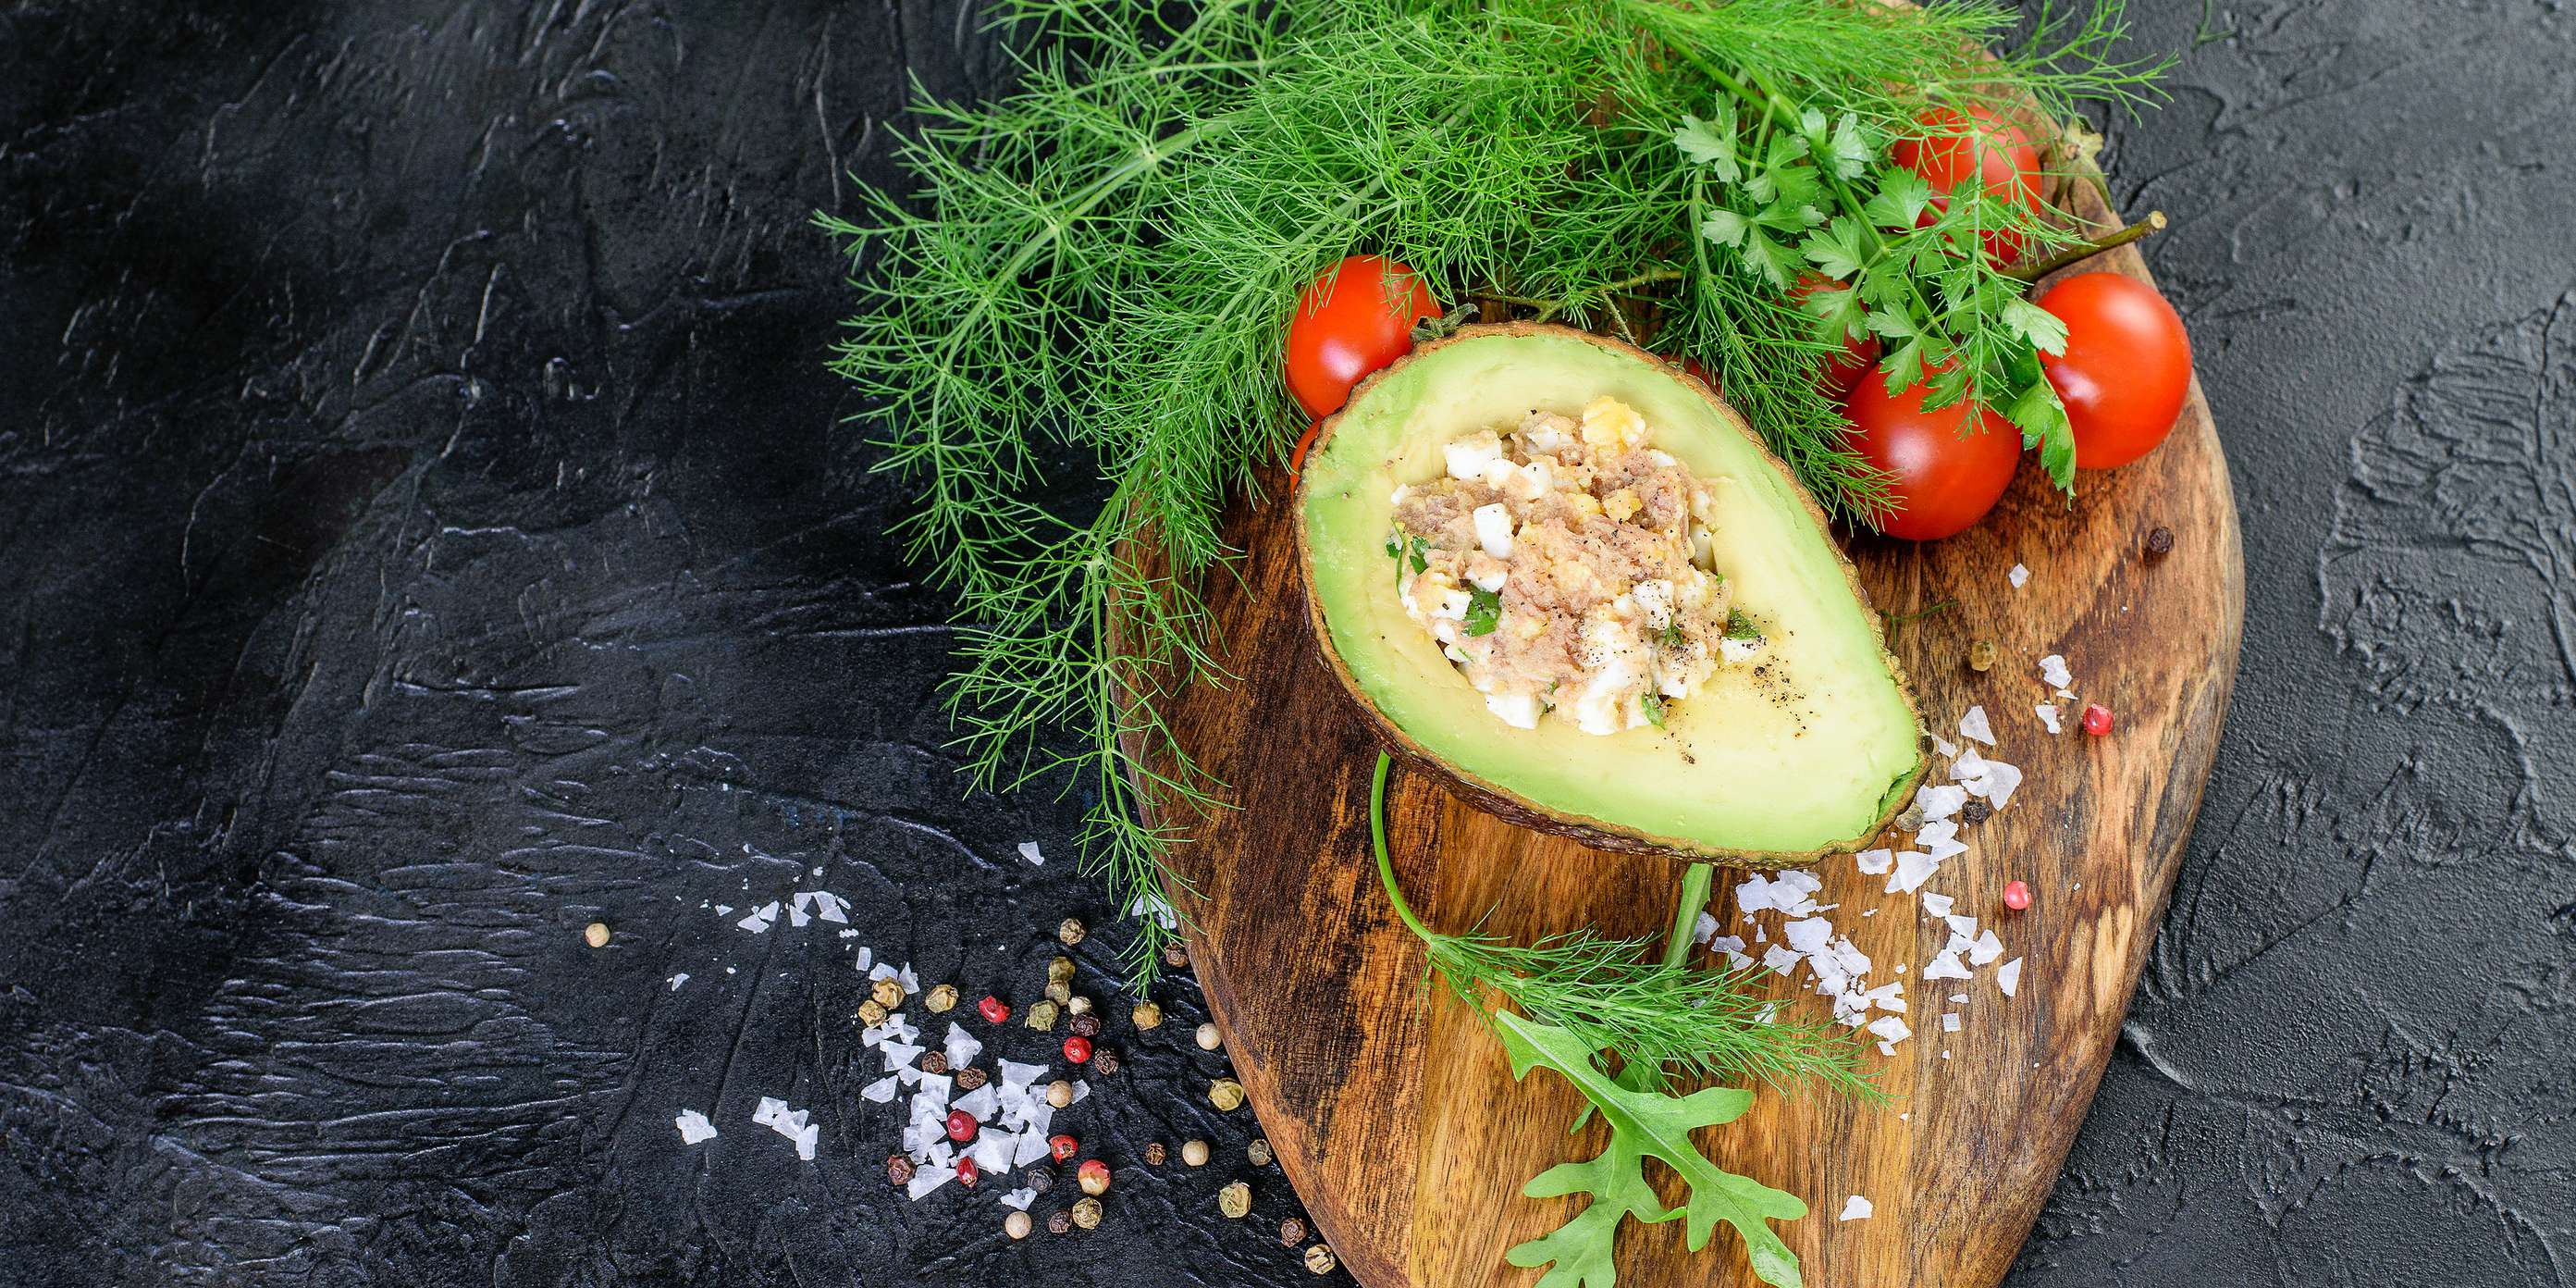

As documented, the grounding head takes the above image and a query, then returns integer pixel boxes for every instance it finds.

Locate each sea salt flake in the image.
[1763,946,1805,976]
[1000,1187,1039,1211]
[1960,705,1995,746]
[1854,848,1893,875]
[906,1167,952,1200]
[1920,893,1955,918]
[944,1022,983,1071]
[668,972,690,991]
[881,1041,926,1073]
[1917,784,1967,821]
[954,1084,1000,1121]
[968,1133,1015,1173]
[1017,840,1045,866]
[860,1077,899,1104]
[1887,850,1939,895]
[2040,653,2074,691]
[737,901,780,933]
[1693,911,1719,946]
[1921,950,1973,982]
[1782,918,1835,954]
[1933,735,1960,758]
[2007,563,2030,589]
[1841,1195,1875,1221]
[675,1109,720,1144]
[2035,703,2064,735]
[997,1059,1050,1089]
[1867,1016,1911,1044]
[1997,958,2024,997]
[1941,1013,1962,1033]
[1128,892,1179,929]
[1969,929,2004,966]
[1944,913,1978,938]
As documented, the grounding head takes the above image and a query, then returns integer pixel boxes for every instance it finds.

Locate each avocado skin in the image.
[1292,322,1927,868]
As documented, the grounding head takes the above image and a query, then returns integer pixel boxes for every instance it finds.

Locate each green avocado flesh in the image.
[1300,328,1924,859]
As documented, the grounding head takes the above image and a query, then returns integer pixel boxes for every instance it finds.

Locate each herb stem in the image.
[2003,209,2168,280]
[1369,751,1436,944]
[1662,863,1716,971]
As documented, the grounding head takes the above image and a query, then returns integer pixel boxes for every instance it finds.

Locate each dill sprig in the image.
[1369,754,1879,1099]
[820,0,2166,977]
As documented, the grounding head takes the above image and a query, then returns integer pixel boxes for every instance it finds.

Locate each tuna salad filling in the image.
[1387,395,1765,735]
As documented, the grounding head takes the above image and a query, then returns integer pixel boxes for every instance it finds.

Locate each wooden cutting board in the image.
[1128,180,2242,1288]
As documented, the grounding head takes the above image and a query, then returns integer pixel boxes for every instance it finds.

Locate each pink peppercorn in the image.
[1063,1034,1092,1064]
[2081,703,2114,736]
[945,1108,978,1143]
[955,1156,979,1188]
[2003,880,2032,911]
[978,995,1011,1023]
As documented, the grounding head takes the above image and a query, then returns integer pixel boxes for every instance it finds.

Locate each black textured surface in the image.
[0,2,2566,1285]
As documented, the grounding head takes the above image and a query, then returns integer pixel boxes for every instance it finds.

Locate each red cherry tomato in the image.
[1789,275,1881,395]
[2036,272,2192,470]
[1284,254,1439,417]
[1288,418,1323,478]
[1891,105,2042,266]
[1842,368,2021,541]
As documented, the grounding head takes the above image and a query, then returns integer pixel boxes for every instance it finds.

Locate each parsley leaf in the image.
[1465,585,1502,636]
[1641,692,1667,729]
[1724,609,1762,642]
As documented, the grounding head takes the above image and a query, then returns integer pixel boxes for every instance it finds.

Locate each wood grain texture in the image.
[1128,177,2243,1288]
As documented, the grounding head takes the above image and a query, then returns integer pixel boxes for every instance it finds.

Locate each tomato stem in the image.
[2004,209,2167,281]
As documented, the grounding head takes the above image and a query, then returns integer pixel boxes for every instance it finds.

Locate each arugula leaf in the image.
[1465,585,1502,636]
[1497,1013,1807,1288]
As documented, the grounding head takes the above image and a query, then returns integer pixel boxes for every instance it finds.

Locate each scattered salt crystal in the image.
[1018,841,1045,865]
[860,1077,899,1104]
[1710,935,1753,970]
[793,1123,819,1160]
[737,901,780,933]
[1917,784,1966,820]
[1693,910,1719,946]
[954,1084,1000,1121]
[1941,1013,1962,1034]
[1941,1050,1952,1060]
[2007,563,2029,589]
[1128,892,1179,930]
[1782,918,1835,954]
[898,964,921,993]
[675,1109,719,1144]
[1000,1187,1039,1211]
[668,972,690,991]
[1069,1080,1091,1105]
[1932,735,1960,758]
[1921,950,1972,982]
[714,904,733,916]
[997,1059,1050,1088]
[1012,1127,1054,1169]
[1887,851,1939,895]
[1997,958,2024,997]
[2035,703,2063,735]
[1867,1016,1911,1044]
[1960,705,1995,746]
[906,1166,952,1200]
[810,892,851,923]
[1841,1195,1875,1221]
[1877,1041,1896,1056]
[1861,983,1906,1013]
[968,1133,1015,1173]
[1978,758,2025,809]
[1949,993,1970,1004]
[1762,946,1805,976]
[869,961,901,982]
[1920,893,1954,918]
[857,947,873,972]
[944,1023,983,1071]
[1969,929,2004,966]
[2040,653,2075,694]
[1855,848,1893,875]
[1944,913,1978,938]
[881,1042,926,1073]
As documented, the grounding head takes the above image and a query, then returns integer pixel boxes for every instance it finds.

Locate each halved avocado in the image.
[1295,323,1924,865]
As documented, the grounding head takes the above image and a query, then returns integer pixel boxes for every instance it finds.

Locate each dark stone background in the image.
[0,0,2567,1284]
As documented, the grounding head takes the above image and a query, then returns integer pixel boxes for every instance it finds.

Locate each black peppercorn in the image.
[1069,1011,1103,1039]
[886,1154,916,1186]
[2145,526,2175,559]
[1046,1209,1073,1235]
[1279,1217,1307,1246]
[1961,799,1993,824]
[1091,1046,1121,1075]
[918,1051,949,1075]
[1164,942,1189,970]
[954,1065,988,1091]
[1143,1141,1167,1166]
[1026,1164,1054,1195]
